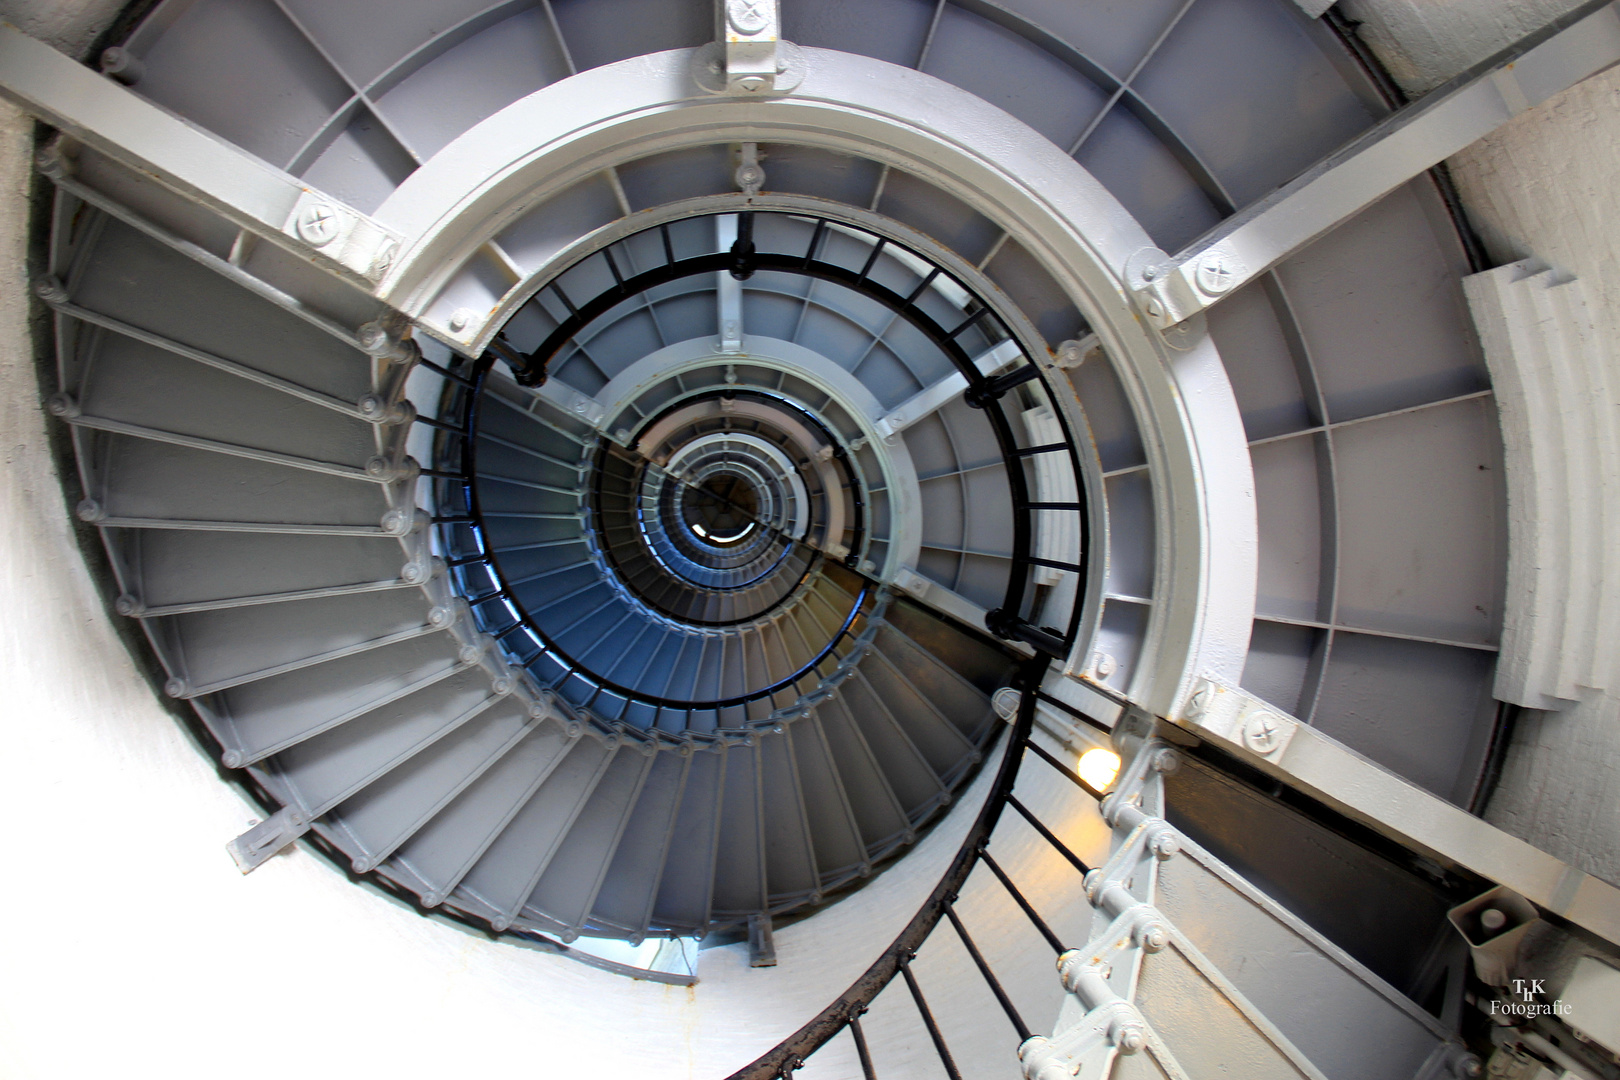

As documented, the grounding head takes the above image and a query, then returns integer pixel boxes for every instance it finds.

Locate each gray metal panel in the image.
[588,751,691,932]
[112,530,405,610]
[1240,619,1320,717]
[710,741,766,918]
[1313,632,1498,802]
[159,588,434,693]
[548,0,709,72]
[1133,943,1312,1080]
[1206,282,1313,442]
[1130,0,1381,206]
[814,696,911,854]
[1251,434,1325,623]
[330,695,535,869]
[391,723,576,901]
[71,218,372,400]
[760,732,819,901]
[456,733,613,920]
[1275,184,1486,424]
[1332,397,1502,646]
[134,0,352,168]
[215,635,464,764]
[273,668,493,813]
[652,748,725,931]
[1157,844,1446,1080]
[526,746,653,930]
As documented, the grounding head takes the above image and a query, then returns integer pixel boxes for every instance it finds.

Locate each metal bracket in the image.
[748,912,777,967]
[226,806,309,873]
[1125,0,1620,329]
[1180,675,1300,762]
[724,0,780,93]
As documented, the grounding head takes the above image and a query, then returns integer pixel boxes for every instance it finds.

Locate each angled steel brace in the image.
[1132,0,1620,329]
[0,24,403,295]
[1176,676,1620,948]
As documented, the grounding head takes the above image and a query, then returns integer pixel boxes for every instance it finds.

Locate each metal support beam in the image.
[0,24,403,293]
[876,340,1021,439]
[1177,676,1620,947]
[1132,0,1620,329]
[722,0,781,93]
[717,215,744,353]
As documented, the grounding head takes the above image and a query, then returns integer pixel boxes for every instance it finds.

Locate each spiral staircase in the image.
[7,0,1620,1077]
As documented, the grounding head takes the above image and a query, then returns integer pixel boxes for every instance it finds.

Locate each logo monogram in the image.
[1510,978,1546,998]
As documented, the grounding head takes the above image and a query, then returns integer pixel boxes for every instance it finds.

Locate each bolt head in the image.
[357,322,390,351]
[1242,710,1283,754]
[448,309,473,333]
[728,0,770,34]
[370,240,397,276]
[295,201,342,247]
[34,146,70,179]
[1196,254,1236,295]
[33,277,68,304]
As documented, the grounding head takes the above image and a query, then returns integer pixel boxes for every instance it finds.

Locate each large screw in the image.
[1242,711,1283,754]
[1196,254,1236,295]
[99,47,145,85]
[728,0,770,34]
[295,201,342,247]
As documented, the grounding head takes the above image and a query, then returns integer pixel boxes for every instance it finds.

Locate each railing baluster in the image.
[417,357,477,387]
[1022,736,1107,799]
[1006,794,1093,874]
[979,850,1066,954]
[942,901,1032,1041]
[899,958,963,1080]
[849,1015,878,1080]
[1031,689,1116,736]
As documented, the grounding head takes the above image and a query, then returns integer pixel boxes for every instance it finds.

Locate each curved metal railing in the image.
[723,668,1115,1080]
[483,210,1092,661]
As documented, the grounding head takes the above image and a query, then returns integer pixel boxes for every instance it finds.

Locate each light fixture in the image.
[1077,748,1121,793]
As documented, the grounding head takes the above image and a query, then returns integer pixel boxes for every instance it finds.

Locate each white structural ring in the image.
[373,47,1258,718]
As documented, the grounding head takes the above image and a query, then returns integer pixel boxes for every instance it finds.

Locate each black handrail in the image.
[485,211,1088,660]
[424,354,883,717]
[723,664,1112,1080]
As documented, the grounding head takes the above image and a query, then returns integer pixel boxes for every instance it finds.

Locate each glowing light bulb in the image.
[1078,748,1121,792]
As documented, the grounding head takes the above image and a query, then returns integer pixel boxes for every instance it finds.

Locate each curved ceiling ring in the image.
[373,47,1257,716]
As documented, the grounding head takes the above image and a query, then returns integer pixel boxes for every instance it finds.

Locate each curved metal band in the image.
[375,46,1257,715]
